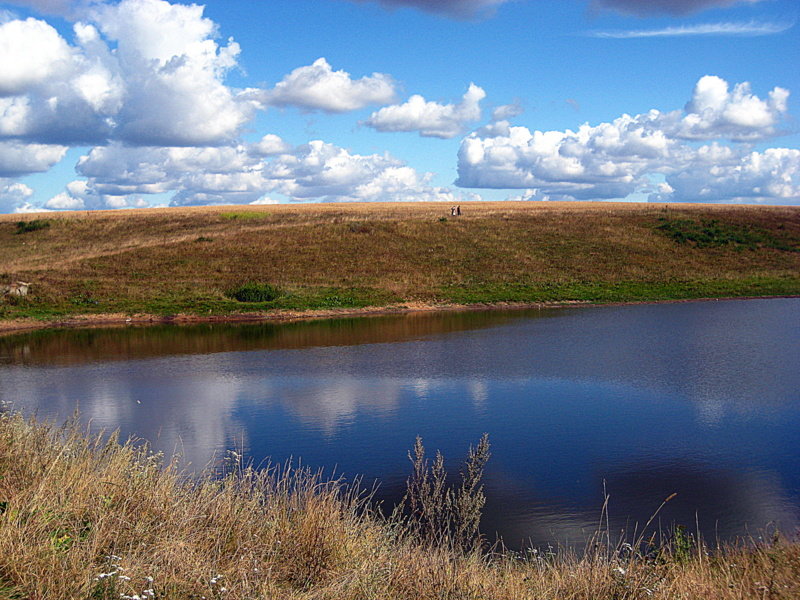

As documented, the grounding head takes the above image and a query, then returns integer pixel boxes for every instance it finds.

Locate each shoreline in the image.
[2,293,798,337]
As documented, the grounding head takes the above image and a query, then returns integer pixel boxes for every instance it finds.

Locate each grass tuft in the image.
[15,219,51,234]
[655,217,797,251]
[225,282,281,303]
[397,434,490,552]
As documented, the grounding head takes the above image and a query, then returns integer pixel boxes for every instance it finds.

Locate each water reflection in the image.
[0,309,536,366]
[1,299,798,549]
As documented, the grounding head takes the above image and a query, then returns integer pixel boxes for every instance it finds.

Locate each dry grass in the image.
[1,411,798,599]
[1,202,799,324]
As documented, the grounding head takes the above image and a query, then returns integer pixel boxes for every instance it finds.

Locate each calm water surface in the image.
[1,298,798,549]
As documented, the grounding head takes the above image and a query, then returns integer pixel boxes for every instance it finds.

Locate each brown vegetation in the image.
[0,412,798,599]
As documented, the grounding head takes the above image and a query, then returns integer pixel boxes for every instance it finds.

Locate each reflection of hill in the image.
[0,309,554,366]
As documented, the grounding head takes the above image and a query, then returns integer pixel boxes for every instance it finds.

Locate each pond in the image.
[1,298,798,550]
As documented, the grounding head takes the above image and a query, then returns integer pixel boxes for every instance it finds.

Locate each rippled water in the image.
[1,298,798,549]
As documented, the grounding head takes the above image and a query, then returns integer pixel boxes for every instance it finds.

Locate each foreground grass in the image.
[1,202,799,324]
[1,412,798,599]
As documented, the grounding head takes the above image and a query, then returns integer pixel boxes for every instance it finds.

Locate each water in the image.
[1,298,798,549]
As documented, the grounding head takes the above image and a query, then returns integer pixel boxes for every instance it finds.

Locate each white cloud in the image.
[249,134,293,157]
[0,18,73,96]
[261,140,458,202]
[365,83,486,139]
[458,75,797,204]
[45,191,85,210]
[64,138,462,207]
[676,75,789,141]
[71,143,267,205]
[13,202,51,213]
[505,189,552,202]
[91,0,253,146]
[649,147,800,204]
[589,20,794,39]
[0,0,254,148]
[250,196,279,205]
[261,58,396,113]
[0,179,33,213]
[457,116,676,198]
[0,140,67,177]
[44,178,149,210]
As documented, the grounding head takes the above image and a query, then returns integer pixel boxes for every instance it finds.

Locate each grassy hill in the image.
[1,201,799,327]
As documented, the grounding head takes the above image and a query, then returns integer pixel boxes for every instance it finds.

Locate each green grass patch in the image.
[15,219,51,234]
[1,278,797,323]
[225,282,282,303]
[440,277,800,304]
[273,286,401,310]
[655,217,798,251]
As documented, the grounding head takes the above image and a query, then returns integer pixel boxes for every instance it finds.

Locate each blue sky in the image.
[0,0,798,211]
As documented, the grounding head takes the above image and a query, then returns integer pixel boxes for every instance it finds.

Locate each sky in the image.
[0,0,798,212]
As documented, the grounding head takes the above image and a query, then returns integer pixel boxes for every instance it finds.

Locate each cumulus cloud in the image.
[250,196,279,205]
[0,140,67,177]
[676,75,789,141]
[649,147,800,204]
[249,134,293,157]
[365,83,486,139]
[457,75,798,203]
[259,140,459,202]
[592,0,764,17]
[59,143,269,208]
[48,139,462,209]
[261,58,396,113]
[45,178,150,210]
[0,179,33,212]
[457,118,662,199]
[0,18,73,96]
[0,0,254,148]
[347,0,509,19]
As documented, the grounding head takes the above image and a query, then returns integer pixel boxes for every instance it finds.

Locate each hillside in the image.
[1,201,799,329]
